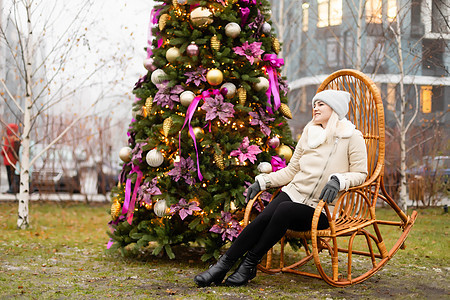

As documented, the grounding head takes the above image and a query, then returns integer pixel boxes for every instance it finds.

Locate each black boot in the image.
[194,254,236,287]
[224,251,261,286]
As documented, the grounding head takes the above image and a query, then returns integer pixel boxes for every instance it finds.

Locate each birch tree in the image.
[0,0,134,228]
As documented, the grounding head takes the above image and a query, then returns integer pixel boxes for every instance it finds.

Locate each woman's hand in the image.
[246,181,261,201]
[319,176,340,203]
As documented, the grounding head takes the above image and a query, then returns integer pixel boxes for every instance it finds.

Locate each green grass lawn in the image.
[0,201,448,299]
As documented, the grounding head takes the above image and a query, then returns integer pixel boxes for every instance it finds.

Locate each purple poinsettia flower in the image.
[230,137,262,164]
[201,93,235,124]
[278,78,290,97]
[137,177,162,206]
[233,41,264,65]
[133,75,147,90]
[249,107,275,136]
[210,211,242,242]
[131,142,147,162]
[271,155,287,172]
[169,198,202,220]
[243,181,272,212]
[248,9,264,31]
[154,81,183,109]
[184,67,208,87]
[167,156,196,185]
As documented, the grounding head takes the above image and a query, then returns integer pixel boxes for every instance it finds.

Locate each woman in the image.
[194,90,368,287]
[1,124,20,194]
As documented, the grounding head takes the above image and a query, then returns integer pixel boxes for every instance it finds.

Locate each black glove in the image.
[246,181,261,202]
[319,176,340,204]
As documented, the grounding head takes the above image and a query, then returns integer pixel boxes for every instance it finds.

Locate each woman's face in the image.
[313,100,333,127]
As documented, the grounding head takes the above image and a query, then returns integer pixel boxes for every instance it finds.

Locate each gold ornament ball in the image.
[180,90,196,107]
[192,127,204,139]
[190,7,213,27]
[276,144,293,162]
[119,146,132,162]
[166,47,181,63]
[254,76,270,92]
[154,199,169,217]
[206,69,223,86]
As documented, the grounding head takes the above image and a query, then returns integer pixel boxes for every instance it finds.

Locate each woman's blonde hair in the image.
[303,111,340,143]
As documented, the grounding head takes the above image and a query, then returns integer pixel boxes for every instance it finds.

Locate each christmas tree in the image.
[107,0,295,261]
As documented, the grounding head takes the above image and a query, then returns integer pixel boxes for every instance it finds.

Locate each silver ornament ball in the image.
[119,147,132,163]
[153,199,168,217]
[261,22,272,34]
[225,22,241,38]
[146,149,164,167]
[180,90,196,107]
[151,69,167,85]
[254,76,270,92]
[257,162,272,174]
[220,82,237,99]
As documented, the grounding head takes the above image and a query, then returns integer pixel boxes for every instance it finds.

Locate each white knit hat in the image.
[312,90,351,120]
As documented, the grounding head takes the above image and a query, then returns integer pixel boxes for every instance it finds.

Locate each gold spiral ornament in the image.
[214,152,225,170]
[172,0,178,9]
[280,103,292,119]
[272,37,280,54]
[237,87,247,105]
[145,97,153,115]
[211,35,220,51]
[163,117,174,137]
[111,200,122,221]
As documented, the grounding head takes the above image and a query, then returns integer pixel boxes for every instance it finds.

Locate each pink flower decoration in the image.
[169,198,202,220]
[233,41,264,65]
[210,211,242,242]
[200,93,235,124]
[230,137,262,164]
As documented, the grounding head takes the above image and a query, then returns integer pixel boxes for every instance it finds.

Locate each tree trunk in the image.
[395,16,408,213]
[17,0,33,229]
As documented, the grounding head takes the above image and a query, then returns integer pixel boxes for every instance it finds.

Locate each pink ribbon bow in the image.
[178,89,220,181]
[263,54,284,114]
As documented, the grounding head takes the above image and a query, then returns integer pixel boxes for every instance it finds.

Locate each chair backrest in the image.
[316,69,385,184]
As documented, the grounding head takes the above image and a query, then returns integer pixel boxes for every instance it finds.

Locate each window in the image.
[421,86,432,113]
[317,0,342,28]
[302,2,309,32]
[431,0,450,33]
[365,0,382,24]
[365,0,397,24]
[386,0,398,22]
[422,0,450,38]
[326,38,339,67]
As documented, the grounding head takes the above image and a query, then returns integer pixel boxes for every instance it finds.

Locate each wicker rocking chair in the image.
[244,69,418,287]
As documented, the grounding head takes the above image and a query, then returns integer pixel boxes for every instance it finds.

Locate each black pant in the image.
[226,192,329,260]
[6,165,19,193]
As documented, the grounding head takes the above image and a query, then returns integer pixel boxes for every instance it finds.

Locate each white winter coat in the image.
[256,119,368,212]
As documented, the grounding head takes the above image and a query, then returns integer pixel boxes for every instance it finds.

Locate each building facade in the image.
[270,0,449,138]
